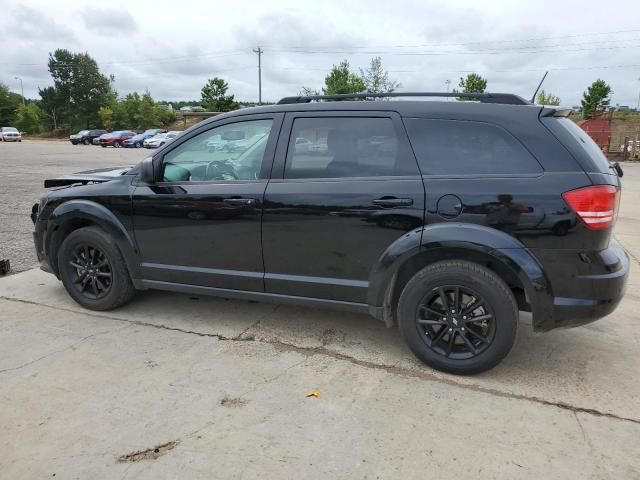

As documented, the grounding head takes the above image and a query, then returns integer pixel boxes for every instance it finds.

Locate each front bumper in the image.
[2,135,21,141]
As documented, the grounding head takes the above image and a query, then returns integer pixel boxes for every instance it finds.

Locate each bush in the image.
[15,103,42,134]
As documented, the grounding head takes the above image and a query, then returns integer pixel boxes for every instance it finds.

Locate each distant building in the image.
[577,114,611,149]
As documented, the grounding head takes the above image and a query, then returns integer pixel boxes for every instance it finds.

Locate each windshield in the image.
[77,130,90,135]
[4,127,18,132]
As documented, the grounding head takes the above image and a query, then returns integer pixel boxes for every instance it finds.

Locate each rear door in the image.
[262,111,425,304]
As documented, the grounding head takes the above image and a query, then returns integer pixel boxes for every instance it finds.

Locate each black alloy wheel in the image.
[398,260,518,375]
[416,285,495,360]
[58,226,137,310]
[68,244,113,300]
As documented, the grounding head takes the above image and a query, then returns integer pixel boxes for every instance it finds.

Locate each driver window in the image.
[161,119,273,182]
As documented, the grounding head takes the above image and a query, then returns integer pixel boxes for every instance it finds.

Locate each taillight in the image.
[562,185,619,230]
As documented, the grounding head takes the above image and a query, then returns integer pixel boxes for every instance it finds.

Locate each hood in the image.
[44,166,133,188]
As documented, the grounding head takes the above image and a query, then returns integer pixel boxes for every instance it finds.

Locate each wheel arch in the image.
[45,200,139,279]
[368,223,554,330]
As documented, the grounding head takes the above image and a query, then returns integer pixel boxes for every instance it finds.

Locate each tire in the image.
[397,260,518,375]
[101,144,106,148]
[58,226,136,311]
[83,138,90,145]
[135,142,141,148]
[114,141,121,148]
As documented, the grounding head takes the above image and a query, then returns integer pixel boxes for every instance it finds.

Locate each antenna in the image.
[531,71,549,103]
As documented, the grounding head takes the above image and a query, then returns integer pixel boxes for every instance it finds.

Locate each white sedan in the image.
[0,126,22,142]
[143,131,181,149]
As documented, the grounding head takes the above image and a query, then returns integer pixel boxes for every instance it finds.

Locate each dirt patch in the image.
[117,441,178,463]
[220,396,247,408]
[319,328,345,346]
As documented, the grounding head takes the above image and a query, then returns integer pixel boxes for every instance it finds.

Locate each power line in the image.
[263,27,640,49]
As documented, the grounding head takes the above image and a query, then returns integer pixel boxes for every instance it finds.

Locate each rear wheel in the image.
[83,138,90,145]
[397,260,518,375]
[114,141,121,148]
[58,226,136,311]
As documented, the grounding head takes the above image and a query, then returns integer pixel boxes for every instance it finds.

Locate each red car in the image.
[99,130,135,148]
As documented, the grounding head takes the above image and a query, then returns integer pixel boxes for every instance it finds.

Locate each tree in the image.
[47,49,113,129]
[97,105,115,130]
[15,103,42,133]
[323,60,366,95]
[456,73,487,99]
[359,56,401,94]
[581,79,612,118]
[38,86,64,130]
[536,90,561,106]
[200,77,239,112]
[0,82,21,126]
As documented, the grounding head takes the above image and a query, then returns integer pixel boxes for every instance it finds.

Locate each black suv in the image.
[31,92,629,375]
[69,129,107,145]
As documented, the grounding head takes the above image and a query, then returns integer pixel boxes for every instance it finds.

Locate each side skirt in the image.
[139,279,372,316]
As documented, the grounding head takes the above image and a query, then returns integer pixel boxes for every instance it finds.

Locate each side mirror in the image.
[140,157,156,183]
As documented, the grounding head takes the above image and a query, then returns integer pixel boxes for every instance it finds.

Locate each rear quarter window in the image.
[404,118,542,176]
[551,118,612,174]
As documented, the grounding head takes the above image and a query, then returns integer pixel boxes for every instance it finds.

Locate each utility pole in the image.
[14,76,24,104]
[253,46,263,105]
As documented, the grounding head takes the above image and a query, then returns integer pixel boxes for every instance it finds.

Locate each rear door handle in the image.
[372,197,413,207]
[223,198,257,206]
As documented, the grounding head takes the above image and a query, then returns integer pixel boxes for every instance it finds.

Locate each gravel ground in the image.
[0,140,147,273]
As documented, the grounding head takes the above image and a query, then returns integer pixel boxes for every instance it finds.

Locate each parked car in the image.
[0,126,22,142]
[619,140,640,152]
[99,131,135,148]
[30,92,629,375]
[92,133,109,145]
[143,131,180,148]
[123,129,167,148]
[69,129,107,145]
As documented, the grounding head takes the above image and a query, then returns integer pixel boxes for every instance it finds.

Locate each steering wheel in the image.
[206,161,238,180]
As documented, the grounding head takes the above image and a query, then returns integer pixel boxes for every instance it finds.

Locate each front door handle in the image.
[223,198,257,206]
[372,197,413,207]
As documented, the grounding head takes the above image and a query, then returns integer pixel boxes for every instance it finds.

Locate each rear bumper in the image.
[534,241,629,330]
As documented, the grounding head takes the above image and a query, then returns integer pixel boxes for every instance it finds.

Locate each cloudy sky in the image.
[1,0,639,106]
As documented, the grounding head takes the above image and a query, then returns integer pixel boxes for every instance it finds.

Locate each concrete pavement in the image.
[1,159,639,478]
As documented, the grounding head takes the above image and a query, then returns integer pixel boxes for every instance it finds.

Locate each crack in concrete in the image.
[2,295,640,426]
[0,331,109,374]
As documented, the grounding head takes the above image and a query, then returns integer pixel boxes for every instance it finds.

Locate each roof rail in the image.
[277,92,531,106]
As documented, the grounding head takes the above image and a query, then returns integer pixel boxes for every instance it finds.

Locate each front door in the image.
[262,112,425,304]
[132,114,282,291]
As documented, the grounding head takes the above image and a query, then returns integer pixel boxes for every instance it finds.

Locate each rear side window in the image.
[404,118,542,176]
[284,117,418,179]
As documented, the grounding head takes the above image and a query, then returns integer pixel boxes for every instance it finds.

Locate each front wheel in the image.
[397,260,518,375]
[58,226,136,311]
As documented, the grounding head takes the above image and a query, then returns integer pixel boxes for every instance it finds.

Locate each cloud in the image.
[1,0,639,106]
[82,7,138,35]
[0,4,76,43]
